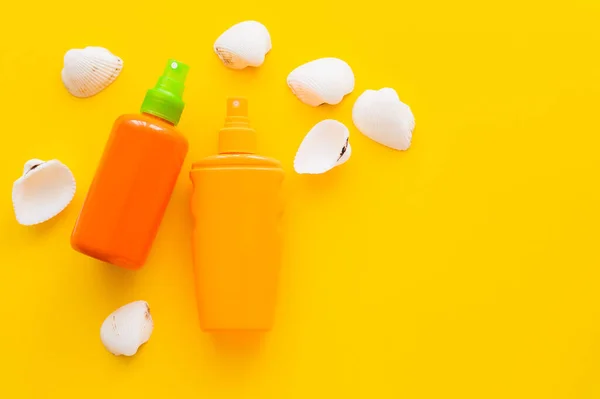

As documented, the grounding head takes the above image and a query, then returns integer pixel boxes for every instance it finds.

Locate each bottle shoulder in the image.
[113,114,187,143]
[191,153,283,170]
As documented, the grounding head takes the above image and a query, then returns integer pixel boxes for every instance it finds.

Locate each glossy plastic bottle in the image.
[190,98,285,331]
[71,59,190,269]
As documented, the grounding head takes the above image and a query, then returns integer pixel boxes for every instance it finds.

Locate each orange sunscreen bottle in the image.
[190,98,285,331]
[71,59,190,269]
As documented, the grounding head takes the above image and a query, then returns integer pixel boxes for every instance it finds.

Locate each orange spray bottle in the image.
[71,60,190,269]
[190,98,285,331]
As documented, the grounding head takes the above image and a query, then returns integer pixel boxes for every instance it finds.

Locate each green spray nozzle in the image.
[141,59,190,125]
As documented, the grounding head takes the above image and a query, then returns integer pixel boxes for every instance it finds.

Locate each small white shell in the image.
[62,46,123,98]
[12,159,76,226]
[294,119,351,174]
[352,88,415,150]
[287,58,355,107]
[214,21,271,69]
[100,300,154,357]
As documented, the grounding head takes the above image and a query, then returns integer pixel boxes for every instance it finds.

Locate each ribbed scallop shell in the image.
[61,46,123,98]
[100,300,154,357]
[214,21,271,69]
[352,88,415,150]
[287,58,354,107]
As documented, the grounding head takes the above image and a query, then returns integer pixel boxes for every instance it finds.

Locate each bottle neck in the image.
[142,112,175,126]
[218,115,257,154]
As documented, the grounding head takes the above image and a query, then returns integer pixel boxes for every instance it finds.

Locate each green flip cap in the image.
[141,59,189,125]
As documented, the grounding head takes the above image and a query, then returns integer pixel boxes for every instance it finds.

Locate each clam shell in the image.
[214,21,271,69]
[352,88,415,150]
[287,58,355,107]
[62,46,123,98]
[12,159,76,226]
[294,119,351,174]
[100,300,154,357]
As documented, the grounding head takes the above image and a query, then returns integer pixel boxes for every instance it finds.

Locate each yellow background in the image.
[1,0,600,397]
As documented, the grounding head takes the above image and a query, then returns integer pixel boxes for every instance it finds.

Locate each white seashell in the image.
[100,300,154,357]
[287,58,355,107]
[62,46,123,98]
[352,88,415,151]
[12,159,76,226]
[294,119,351,174]
[214,21,271,69]
[23,159,45,176]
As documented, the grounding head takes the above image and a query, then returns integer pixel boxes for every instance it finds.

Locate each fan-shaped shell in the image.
[100,300,154,356]
[287,58,355,107]
[352,88,415,150]
[214,21,271,69]
[61,46,123,98]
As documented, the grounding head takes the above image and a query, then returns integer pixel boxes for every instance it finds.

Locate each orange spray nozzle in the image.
[219,97,256,154]
[227,98,248,117]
